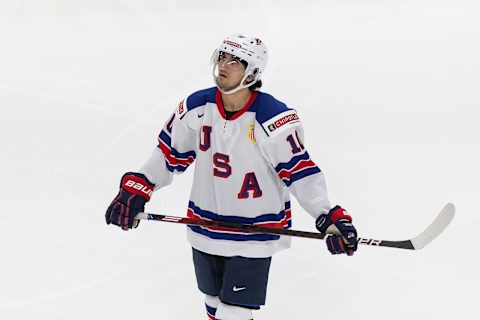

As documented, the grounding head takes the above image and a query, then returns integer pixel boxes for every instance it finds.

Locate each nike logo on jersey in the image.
[232,286,246,292]
[198,113,204,118]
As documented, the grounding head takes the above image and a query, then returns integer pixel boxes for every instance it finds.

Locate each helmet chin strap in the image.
[212,64,255,95]
[216,77,253,95]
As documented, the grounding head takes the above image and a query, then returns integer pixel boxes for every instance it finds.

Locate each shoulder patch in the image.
[176,99,187,118]
[261,109,300,137]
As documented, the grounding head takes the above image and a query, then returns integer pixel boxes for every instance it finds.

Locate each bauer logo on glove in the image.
[124,179,153,199]
[105,172,155,230]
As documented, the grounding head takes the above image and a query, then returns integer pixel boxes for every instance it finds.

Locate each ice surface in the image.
[0,0,479,319]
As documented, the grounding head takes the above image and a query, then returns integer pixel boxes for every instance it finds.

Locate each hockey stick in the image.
[135,203,455,250]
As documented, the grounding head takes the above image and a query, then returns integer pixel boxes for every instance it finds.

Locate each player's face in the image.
[216,52,247,91]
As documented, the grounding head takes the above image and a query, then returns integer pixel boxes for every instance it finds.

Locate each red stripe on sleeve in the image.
[158,139,195,166]
[277,159,316,180]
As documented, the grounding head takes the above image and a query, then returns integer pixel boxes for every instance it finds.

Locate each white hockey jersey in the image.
[140,87,331,258]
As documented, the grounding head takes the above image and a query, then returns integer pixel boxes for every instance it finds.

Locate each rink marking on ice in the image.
[0,81,132,118]
[3,115,53,209]
[96,75,211,158]
[0,227,176,310]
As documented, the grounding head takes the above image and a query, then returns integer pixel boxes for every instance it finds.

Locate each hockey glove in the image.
[105,172,154,230]
[315,206,358,256]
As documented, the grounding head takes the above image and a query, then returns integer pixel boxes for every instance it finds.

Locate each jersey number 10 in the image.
[286,131,304,154]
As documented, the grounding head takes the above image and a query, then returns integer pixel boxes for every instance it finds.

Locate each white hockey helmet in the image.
[211,33,268,94]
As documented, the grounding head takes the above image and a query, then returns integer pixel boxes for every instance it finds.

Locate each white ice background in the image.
[0,0,479,319]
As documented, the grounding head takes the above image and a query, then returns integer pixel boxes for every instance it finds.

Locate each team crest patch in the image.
[178,100,184,113]
[248,124,256,143]
[177,99,187,118]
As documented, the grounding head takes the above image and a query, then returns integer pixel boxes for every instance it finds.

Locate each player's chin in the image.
[217,77,229,87]
[217,82,235,92]
[220,79,242,91]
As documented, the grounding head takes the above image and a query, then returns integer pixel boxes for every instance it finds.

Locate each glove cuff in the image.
[315,205,352,233]
[315,213,330,233]
[329,205,352,224]
[120,172,155,202]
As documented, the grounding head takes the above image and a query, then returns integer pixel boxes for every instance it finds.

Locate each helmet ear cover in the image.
[244,68,259,85]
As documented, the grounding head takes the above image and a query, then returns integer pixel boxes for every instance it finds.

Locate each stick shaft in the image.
[136,213,326,239]
[136,203,454,250]
[135,212,441,250]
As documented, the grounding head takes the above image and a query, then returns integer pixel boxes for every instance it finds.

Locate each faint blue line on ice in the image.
[0,82,132,118]
[0,229,161,309]
[96,76,211,157]
[8,115,52,206]
[38,255,119,320]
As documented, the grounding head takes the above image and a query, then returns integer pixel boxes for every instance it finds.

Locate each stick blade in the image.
[411,203,455,249]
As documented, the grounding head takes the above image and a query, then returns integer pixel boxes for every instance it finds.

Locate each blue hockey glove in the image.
[105,172,154,230]
[315,206,358,256]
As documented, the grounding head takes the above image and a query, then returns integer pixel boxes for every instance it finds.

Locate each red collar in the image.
[216,89,258,120]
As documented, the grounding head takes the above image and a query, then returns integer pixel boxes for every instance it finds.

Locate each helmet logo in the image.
[224,40,242,48]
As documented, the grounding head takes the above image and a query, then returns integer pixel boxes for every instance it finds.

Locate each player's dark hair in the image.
[249,80,262,91]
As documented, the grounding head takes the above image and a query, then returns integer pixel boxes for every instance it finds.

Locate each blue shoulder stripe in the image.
[254,92,293,124]
[185,87,217,111]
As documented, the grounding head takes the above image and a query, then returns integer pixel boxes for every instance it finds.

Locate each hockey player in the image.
[106,33,358,320]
